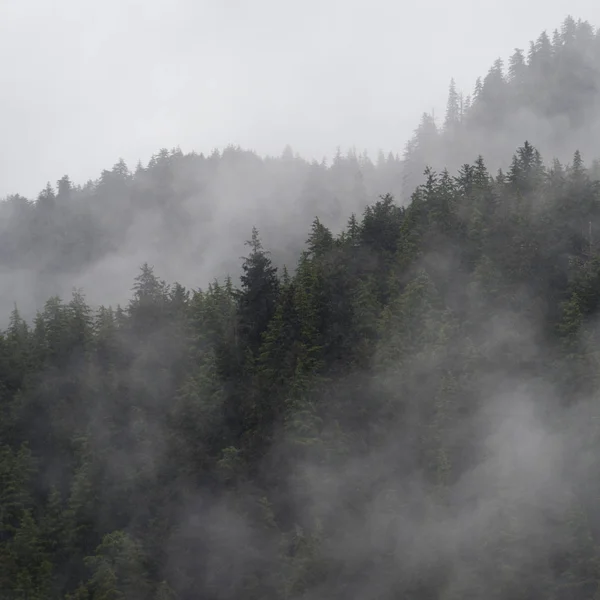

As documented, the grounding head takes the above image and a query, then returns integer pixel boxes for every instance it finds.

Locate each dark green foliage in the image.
[1,139,600,599]
[5,16,600,599]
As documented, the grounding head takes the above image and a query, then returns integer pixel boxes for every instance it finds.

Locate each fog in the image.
[3,4,600,599]
[1,0,598,198]
[0,1,599,321]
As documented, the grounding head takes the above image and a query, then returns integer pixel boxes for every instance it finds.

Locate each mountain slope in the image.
[403,16,600,197]
[4,17,600,599]
[2,142,600,599]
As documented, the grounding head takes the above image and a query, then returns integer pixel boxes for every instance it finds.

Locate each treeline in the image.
[403,16,600,195]
[0,146,403,317]
[4,142,600,598]
[6,17,600,320]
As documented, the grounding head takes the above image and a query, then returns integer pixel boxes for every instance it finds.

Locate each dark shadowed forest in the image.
[4,15,600,600]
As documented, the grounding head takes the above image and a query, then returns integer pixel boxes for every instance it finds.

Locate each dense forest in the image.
[0,145,403,320]
[5,17,600,320]
[5,14,600,600]
[403,15,600,194]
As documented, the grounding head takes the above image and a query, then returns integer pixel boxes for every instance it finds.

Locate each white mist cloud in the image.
[1,0,599,198]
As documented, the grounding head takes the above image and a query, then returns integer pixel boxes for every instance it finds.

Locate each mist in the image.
[0,2,599,319]
[3,5,600,600]
[1,0,598,199]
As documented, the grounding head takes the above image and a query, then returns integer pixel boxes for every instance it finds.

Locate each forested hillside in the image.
[403,15,600,196]
[4,16,600,321]
[5,14,600,600]
[0,147,403,319]
[3,140,600,599]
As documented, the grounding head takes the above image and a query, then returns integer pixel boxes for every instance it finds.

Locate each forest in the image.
[3,18,600,319]
[4,14,600,600]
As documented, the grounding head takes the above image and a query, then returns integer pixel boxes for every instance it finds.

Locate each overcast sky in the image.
[1,0,599,198]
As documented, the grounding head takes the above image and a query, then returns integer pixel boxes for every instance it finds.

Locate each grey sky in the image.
[1,0,599,198]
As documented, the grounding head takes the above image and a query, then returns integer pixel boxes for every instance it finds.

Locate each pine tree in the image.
[82,531,152,600]
[444,78,461,131]
[237,228,280,354]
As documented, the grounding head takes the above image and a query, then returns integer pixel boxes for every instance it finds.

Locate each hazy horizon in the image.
[2,0,599,198]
